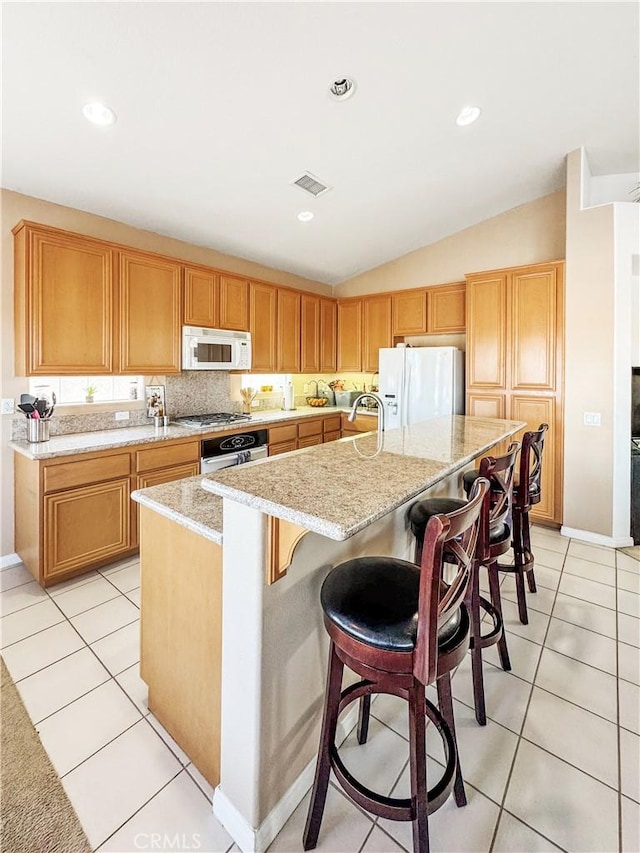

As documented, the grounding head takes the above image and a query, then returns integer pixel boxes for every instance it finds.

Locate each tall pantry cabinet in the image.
[466,261,564,525]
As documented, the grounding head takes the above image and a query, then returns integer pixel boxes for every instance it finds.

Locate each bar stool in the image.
[303,480,489,853]
[499,424,548,624]
[407,443,520,726]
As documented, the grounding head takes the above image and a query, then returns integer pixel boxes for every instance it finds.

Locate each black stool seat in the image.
[321,556,462,652]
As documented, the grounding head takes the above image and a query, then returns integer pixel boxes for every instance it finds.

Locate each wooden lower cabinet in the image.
[340,412,378,436]
[15,437,201,587]
[44,479,132,581]
[268,415,342,456]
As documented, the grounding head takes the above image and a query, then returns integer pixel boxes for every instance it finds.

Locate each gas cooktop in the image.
[173,412,252,430]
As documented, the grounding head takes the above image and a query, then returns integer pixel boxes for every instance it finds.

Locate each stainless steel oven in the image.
[200,429,269,474]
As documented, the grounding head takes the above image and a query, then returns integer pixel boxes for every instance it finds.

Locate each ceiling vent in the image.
[292,172,331,198]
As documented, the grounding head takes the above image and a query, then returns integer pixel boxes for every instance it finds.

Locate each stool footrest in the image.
[331,682,457,819]
[470,595,503,649]
[497,556,535,574]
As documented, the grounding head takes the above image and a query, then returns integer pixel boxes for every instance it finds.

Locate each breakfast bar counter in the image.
[133,415,523,853]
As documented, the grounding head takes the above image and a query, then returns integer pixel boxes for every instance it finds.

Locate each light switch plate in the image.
[1,398,15,415]
[584,411,602,426]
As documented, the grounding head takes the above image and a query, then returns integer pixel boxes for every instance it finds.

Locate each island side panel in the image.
[139,505,222,788]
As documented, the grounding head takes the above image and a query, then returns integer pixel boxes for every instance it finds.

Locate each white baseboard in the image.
[1,553,21,570]
[213,704,359,853]
[560,526,634,549]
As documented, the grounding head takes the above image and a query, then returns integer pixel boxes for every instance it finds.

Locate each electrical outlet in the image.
[251,399,259,407]
[303,383,310,394]
[1,398,15,415]
[584,411,601,426]
[115,411,130,421]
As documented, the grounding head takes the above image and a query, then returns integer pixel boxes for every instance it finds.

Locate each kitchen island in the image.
[132,414,523,853]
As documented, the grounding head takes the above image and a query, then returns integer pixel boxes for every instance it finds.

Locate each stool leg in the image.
[357,694,371,745]
[512,510,530,625]
[408,680,430,853]
[488,560,511,672]
[436,673,466,808]
[467,562,487,726]
[303,642,344,851]
[522,512,537,593]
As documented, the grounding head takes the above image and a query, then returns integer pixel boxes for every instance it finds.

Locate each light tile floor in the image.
[1,527,639,853]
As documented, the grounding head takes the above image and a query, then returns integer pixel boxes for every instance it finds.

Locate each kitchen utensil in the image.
[27,419,50,442]
[18,403,35,415]
[35,399,47,417]
[20,394,37,406]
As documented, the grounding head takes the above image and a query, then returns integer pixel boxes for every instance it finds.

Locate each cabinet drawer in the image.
[323,430,341,443]
[137,462,200,489]
[322,415,341,433]
[269,440,298,456]
[44,453,131,493]
[269,424,297,444]
[340,413,378,433]
[136,441,200,473]
[298,435,322,449]
[298,419,322,438]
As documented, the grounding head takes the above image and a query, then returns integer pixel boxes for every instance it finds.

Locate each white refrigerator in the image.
[378,346,464,430]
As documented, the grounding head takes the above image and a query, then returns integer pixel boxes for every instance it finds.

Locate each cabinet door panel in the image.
[428,283,466,333]
[276,289,301,372]
[466,275,507,389]
[393,291,427,335]
[466,394,506,420]
[250,283,277,372]
[44,479,131,578]
[269,440,297,456]
[362,296,392,372]
[120,251,181,373]
[319,299,337,372]
[184,266,218,328]
[219,276,249,331]
[337,301,362,372]
[509,395,558,523]
[301,294,320,373]
[28,228,114,374]
[298,435,322,448]
[511,269,557,391]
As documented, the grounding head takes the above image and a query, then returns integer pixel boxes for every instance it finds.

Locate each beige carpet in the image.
[1,658,92,853]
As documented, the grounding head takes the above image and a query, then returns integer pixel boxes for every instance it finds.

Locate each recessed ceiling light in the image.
[298,211,314,222]
[456,106,481,127]
[82,102,117,126]
[329,77,357,101]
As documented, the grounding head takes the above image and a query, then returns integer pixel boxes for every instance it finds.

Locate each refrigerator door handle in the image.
[403,358,411,427]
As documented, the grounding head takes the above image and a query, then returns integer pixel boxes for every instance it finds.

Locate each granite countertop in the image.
[8,406,377,461]
[131,475,223,544]
[202,415,524,541]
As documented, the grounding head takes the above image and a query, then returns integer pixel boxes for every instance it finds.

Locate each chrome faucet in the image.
[348,393,385,433]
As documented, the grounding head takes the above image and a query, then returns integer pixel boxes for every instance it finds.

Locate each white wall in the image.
[562,148,638,546]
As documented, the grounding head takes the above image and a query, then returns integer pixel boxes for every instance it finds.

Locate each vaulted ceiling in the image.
[2,2,638,284]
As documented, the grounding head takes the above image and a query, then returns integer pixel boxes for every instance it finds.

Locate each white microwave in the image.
[182,326,252,371]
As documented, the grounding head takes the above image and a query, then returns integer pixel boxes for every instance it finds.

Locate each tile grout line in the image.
[615,548,623,853]
[488,533,571,853]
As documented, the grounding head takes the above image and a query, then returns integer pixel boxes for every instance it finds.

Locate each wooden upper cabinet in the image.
[511,267,558,391]
[362,295,392,372]
[219,275,249,331]
[276,289,301,372]
[13,222,115,375]
[184,265,218,328]
[250,282,277,372]
[300,294,320,373]
[466,274,508,389]
[392,290,427,336]
[319,299,337,373]
[119,250,182,374]
[427,283,466,333]
[337,300,362,372]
